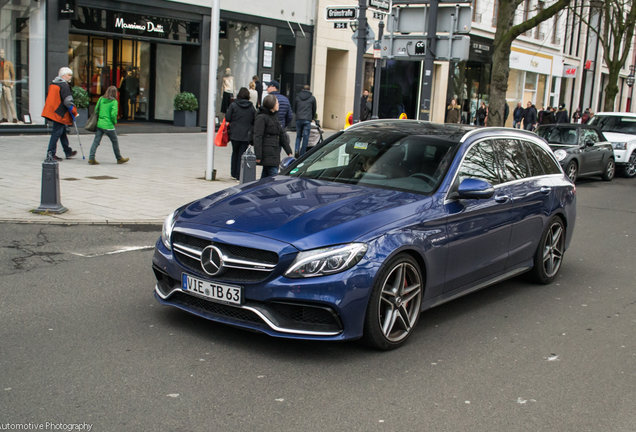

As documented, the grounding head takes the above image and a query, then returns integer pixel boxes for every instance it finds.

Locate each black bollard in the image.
[34,152,68,214]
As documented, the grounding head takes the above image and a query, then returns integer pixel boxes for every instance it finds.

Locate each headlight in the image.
[554,149,567,161]
[284,243,368,278]
[161,206,186,250]
[613,142,627,150]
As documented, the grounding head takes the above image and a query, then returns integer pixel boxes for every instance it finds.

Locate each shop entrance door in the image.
[69,35,151,121]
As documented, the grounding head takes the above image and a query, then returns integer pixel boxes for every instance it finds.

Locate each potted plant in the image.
[71,86,89,128]
[174,92,199,127]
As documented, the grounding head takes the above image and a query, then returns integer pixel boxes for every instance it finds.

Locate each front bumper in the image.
[152,235,380,341]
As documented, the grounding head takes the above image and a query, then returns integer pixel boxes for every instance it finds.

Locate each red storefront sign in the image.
[564,66,577,77]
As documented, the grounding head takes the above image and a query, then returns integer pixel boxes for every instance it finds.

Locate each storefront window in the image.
[69,36,152,121]
[217,20,259,118]
[0,0,46,125]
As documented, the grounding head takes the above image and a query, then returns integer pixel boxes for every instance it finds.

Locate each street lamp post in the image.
[627,65,635,113]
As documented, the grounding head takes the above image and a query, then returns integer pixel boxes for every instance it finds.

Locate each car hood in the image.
[549,144,576,150]
[178,176,431,250]
[599,131,636,144]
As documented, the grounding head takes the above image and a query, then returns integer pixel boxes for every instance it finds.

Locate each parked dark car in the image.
[535,124,615,183]
[153,122,577,350]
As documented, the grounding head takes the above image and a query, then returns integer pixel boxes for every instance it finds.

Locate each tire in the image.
[621,152,636,178]
[601,158,615,181]
[529,217,566,285]
[565,161,578,183]
[361,253,423,350]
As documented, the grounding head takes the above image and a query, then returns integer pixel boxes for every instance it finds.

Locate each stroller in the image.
[306,119,324,152]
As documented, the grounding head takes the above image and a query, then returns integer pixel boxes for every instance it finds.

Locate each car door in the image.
[578,128,603,174]
[496,139,557,269]
[444,139,513,293]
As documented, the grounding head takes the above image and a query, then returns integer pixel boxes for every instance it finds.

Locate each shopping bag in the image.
[215,119,229,147]
[84,98,101,132]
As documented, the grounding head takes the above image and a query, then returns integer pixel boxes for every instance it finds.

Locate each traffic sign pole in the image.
[371,19,385,120]
[419,0,438,121]
[352,0,368,124]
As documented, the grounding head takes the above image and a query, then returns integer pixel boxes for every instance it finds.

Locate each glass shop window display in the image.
[217,20,259,118]
[0,0,46,125]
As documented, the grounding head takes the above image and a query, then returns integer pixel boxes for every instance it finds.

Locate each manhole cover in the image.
[62,177,81,181]
[86,176,118,180]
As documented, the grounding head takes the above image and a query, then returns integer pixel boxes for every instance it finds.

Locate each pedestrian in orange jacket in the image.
[41,67,78,161]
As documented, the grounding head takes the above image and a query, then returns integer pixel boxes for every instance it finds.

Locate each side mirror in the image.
[457,178,495,200]
[280,156,296,170]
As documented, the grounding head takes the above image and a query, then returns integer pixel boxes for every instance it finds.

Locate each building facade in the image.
[0,0,313,130]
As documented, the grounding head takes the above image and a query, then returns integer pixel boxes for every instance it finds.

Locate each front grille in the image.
[169,292,263,324]
[269,302,342,328]
[172,231,279,283]
[172,232,278,264]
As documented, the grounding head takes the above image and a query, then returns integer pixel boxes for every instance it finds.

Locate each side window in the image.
[581,129,599,144]
[522,141,546,177]
[494,139,529,182]
[530,142,561,174]
[456,140,501,186]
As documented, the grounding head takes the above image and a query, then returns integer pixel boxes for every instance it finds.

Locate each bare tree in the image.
[572,1,636,112]
[488,0,571,127]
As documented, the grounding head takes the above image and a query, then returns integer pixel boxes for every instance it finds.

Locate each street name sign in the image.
[325,6,359,22]
[368,0,392,14]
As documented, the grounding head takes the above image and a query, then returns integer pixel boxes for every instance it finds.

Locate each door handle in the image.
[494,195,509,203]
[540,186,551,194]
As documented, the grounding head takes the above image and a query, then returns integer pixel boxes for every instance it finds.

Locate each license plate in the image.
[182,273,242,305]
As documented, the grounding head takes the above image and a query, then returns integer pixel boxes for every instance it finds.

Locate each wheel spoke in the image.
[396,305,412,331]
[401,286,421,304]
[551,226,563,247]
[382,306,398,336]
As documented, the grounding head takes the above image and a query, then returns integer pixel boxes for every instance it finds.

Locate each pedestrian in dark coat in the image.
[555,104,569,123]
[254,94,293,179]
[522,102,537,131]
[252,75,262,108]
[572,108,581,123]
[540,107,555,125]
[476,102,487,126]
[225,87,256,180]
[266,80,292,130]
[294,85,317,157]
[513,102,524,129]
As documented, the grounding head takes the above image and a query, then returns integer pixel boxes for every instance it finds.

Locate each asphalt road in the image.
[0,177,635,432]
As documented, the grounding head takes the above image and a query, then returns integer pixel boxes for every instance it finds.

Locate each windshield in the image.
[588,115,636,134]
[285,130,459,195]
[536,126,579,145]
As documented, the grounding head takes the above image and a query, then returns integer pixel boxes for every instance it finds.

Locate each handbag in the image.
[84,98,101,132]
[215,118,230,147]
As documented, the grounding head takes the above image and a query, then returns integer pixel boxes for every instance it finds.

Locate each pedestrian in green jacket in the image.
[88,86,129,165]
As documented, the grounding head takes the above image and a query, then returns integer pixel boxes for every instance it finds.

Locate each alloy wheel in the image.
[607,160,615,179]
[542,221,565,278]
[566,162,577,183]
[626,153,636,177]
[377,262,422,343]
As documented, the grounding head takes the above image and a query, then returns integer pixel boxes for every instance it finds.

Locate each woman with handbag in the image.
[224,87,256,181]
[253,94,292,178]
[88,86,129,165]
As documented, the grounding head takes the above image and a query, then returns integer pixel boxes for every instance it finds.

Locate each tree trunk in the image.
[603,65,621,112]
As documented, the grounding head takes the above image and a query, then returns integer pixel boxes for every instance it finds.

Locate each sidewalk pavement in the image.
[0,130,335,224]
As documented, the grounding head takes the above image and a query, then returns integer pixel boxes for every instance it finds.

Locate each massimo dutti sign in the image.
[71,6,201,44]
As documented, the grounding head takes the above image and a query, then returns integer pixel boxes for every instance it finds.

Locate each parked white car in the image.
[587,112,636,177]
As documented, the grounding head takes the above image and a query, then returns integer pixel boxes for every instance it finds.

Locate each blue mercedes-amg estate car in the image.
[152,121,577,350]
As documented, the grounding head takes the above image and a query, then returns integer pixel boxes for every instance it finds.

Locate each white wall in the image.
[167,0,316,26]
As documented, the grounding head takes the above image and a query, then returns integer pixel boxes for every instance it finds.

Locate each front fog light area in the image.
[285,243,368,278]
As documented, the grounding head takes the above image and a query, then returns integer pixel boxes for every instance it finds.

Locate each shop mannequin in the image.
[0,49,18,123]
[221,68,235,113]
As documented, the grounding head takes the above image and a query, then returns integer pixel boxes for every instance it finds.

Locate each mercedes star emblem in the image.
[200,245,225,276]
